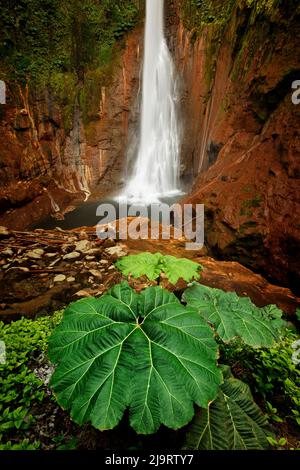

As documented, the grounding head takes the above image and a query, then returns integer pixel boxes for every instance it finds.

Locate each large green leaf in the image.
[161,255,202,285]
[115,252,202,284]
[184,366,270,450]
[48,282,221,434]
[183,283,284,348]
[115,252,163,281]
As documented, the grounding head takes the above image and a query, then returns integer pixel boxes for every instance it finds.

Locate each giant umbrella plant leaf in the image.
[183,283,284,348]
[115,252,203,284]
[48,282,221,434]
[184,366,271,450]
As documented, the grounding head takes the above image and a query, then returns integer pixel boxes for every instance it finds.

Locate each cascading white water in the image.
[123,0,180,203]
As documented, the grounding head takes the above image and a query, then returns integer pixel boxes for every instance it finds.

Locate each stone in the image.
[89,270,102,280]
[54,274,66,283]
[74,289,93,298]
[105,245,127,258]
[75,239,92,253]
[85,255,96,261]
[0,226,10,238]
[79,231,89,240]
[45,253,58,258]
[26,248,44,259]
[2,248,13,257]
[85,248,101,256]
[100,259,109,265]
[67,277,76,283]
[63,251,81,261]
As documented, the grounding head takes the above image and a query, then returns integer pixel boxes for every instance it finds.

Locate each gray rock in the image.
[89,269,103,280]
[45,253,58,258]
[27,248,45,259]
[2,248,13,257]
[85,248,101,256]
[54,274,66,283]
[67,276,76,283]
[63,251,81,261]
[105,245,127,258]
[85,255,96,261]
[75,239,92,253]
[74,289,93,298]
[0,226,10,238]
[100,259,109,265]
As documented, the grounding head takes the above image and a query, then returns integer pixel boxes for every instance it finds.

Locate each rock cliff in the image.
[172,0,300,292]
[0,27,142,229]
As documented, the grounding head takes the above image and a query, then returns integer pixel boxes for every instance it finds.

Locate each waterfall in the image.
[123,0,180,203]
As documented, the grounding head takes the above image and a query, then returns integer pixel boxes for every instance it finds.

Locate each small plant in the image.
[0,312,62,449]
[115,252,203,284]
[0,439,41,451]
[48,280,285,447]
[220,328,300,432]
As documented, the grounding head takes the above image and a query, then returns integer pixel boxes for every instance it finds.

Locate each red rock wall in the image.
[0,27,142,229]
[173,0,300,291]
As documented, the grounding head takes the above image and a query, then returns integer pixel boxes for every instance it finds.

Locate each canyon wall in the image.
[0,27,142,230]
[170,0,300,292]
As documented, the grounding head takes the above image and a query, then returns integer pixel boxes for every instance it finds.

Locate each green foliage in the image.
[0,0,140,83]
[115,252,203,284]
[220,329,300,429]
[162,256,203,285]
[184,366,271,450]
[52,434,77,450]
[181,0,236,31]
[48,282,221,435]
[0,438,41,450]
[0,312,62,449]
[266,435,287,449]
[245,0,282,14]
[183,283,285,347]
[116,252,163,281]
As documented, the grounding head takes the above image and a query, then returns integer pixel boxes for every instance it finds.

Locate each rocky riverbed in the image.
[0,223,299,322]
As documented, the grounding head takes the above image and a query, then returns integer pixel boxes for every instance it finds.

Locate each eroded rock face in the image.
[172,1,300,292]
[0,26,142,230]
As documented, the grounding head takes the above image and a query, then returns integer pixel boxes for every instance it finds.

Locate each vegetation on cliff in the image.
[0,0,142,133]
[0,0,141,83]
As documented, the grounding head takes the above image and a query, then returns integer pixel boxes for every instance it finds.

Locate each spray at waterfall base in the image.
[96,203,204,251]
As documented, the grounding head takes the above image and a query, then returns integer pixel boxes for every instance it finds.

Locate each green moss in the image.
[0,0,140,84]
[181,0,236,30]
[51,72,78,132]
[79,56,119,127]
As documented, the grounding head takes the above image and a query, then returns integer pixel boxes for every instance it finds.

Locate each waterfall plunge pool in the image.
[32,194,184,231]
